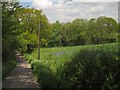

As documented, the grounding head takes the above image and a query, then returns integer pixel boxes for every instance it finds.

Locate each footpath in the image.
[2,51,40,88]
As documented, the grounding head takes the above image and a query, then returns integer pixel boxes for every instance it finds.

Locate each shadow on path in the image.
[2,51,40,88]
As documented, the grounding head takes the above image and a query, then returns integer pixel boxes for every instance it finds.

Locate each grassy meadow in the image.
[30,43,118,71]
[24,43,119,89]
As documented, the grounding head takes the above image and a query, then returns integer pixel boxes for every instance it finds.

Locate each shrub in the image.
[31,60,59,88]
[63,47,119,89]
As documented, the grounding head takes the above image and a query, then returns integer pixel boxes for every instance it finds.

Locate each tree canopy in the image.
[2,1,118,61]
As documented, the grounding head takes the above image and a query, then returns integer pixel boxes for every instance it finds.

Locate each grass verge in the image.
[2,55,17,79]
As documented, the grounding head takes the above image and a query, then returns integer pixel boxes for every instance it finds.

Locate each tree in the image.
[96,16,118,43]
[47,17,118,47]
[17,8,51,53]
[72,18,88,45]
[62,22,73,46]
[2,2,21,61]
[49,21,63,47]
[87,18,99,44]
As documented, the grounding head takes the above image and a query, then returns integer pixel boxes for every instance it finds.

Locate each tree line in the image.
[49,17,118,47]
[2,2,118,62]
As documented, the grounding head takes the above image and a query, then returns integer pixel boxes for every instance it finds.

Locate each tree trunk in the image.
[27,44,30,54]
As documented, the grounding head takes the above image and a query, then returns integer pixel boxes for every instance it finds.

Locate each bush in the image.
[31,60,59,88]
[24,54,33,63]
[63,48,119,89]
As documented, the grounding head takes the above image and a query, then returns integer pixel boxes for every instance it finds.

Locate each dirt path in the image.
[2,51,40,88]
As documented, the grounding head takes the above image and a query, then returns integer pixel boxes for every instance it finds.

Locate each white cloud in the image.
[73,0,119,2]
[31,1,118,23]
[32,0,53,9]
[90,5,104,12]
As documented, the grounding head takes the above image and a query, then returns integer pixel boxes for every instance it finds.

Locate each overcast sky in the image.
[19,0,119,23]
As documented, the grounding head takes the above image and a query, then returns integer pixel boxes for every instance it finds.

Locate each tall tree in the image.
[72,18,88,45]
[17,8,51,53]
[96,16,118,43]
[87,18,99,44]
[50,21,63,47]
[2,2,21,61]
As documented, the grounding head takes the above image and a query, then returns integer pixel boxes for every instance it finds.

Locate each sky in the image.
[19,0,119,23]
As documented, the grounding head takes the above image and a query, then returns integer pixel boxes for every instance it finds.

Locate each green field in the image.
[25,43,119,89]
[26,43,118,72]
